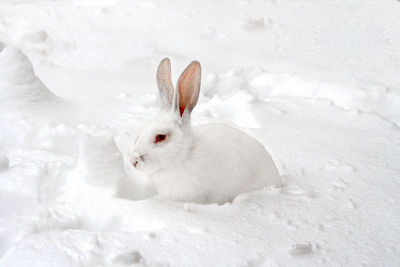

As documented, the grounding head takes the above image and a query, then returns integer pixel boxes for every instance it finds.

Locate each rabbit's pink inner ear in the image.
[157,58,174,107]
[179,106,185,117]
[177,61,201,117]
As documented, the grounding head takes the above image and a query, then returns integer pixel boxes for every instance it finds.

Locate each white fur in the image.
[132,59,281,204]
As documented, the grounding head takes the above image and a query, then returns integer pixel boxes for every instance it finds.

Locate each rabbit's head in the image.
[131,58,201,173]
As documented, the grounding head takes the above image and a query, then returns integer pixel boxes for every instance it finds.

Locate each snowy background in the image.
[1,0,400,266]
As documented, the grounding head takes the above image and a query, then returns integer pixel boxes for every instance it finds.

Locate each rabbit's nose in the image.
[131,153,145,168]
[131,157,138,168]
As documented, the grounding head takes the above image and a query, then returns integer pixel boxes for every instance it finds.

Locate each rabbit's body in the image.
[148,123,280,203]
[132,58,281,204]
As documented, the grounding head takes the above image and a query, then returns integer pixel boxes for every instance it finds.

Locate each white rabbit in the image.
[131,58,281,204]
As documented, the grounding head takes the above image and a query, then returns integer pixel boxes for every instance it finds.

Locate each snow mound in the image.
[0,46,36,85]
[78,131,126,188]
[0,45,74,153]
[0,45,56,104]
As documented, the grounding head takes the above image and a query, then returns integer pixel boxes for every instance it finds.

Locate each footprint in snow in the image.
[282,182,314,198]
[109,249,145,266]
[0,155,9,170]
[241,17,268,31]
[332,177,348,191]
[289,243,313,256]
[324,159,355,173]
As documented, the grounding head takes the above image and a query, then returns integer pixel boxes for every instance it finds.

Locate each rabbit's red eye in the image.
[155,134,167,144]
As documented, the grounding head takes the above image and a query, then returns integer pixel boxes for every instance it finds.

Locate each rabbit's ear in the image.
[157,58,174,108]
[176,60,201,117]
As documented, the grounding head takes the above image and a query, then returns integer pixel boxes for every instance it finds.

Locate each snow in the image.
[0,0,400,266]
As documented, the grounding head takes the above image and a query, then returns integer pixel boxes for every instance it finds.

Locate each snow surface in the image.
[0,0,400,266]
